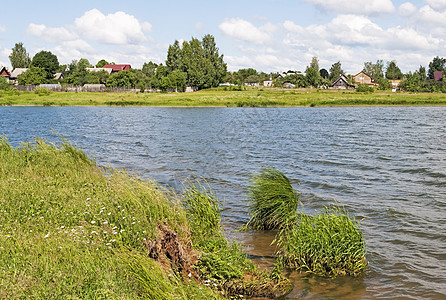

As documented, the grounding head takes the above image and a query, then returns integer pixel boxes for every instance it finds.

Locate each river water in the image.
[1,106,445,299]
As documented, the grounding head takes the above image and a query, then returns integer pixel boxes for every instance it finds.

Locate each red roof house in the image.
[0,66,11,81]
[102,64,131,73]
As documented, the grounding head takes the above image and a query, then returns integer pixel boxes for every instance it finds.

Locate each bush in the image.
[244,168,300,230]
[355,84,374,93]
[34,86,52,96]
[276,203,367,277]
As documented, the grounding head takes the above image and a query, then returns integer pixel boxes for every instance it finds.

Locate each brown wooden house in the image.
[332,74,354,89]
[353,71,378,87]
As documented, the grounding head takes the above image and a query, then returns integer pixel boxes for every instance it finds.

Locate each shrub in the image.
[244,168,300,230]
[276,203,367,277]
[34,86,52,96]
[355,84,374,93]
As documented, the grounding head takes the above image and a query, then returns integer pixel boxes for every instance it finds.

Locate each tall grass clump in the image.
[245,168,300,230]
[276,203,367,278]
[182,179,292,298]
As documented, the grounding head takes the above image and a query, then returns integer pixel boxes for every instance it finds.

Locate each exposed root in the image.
[144,223,198,281]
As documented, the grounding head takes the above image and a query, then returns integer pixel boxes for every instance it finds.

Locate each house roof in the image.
[0,66,11,77]
[10,68,28,78]
[354,71,373,79]
[102,64,131,72]
[434,71,444,81]
[86,67,113,74]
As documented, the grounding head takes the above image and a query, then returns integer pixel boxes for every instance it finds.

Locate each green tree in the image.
[142,61,157,77]
[319,68,329,79]
[95,59,109,68]
[106,70,139,88]
[31,51,59,79]
[17,67,47,85]
[427,56,446,79]
[77,58,92,69]
[202,34,227,87]
[363,60,384,79]
[0,76,11,90]
[305,56,321,87]
[329,61,343,81]
[385,61,403,79]
[166,40,182,72]
[9,42,31,69]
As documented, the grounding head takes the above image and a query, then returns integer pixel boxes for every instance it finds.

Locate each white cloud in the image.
[74,9,150,45]
[27,24,78,43]
[426,0,446,12]
[398,2,418,17]
[303,0,395,15]
[219,18,271,44]
[416,5,446,26]
[0,25,6,32]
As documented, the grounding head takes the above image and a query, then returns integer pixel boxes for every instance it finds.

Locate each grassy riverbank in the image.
[0,137,290,299]
[1,88,446,107]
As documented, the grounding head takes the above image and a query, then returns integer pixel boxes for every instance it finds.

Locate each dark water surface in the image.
[1,106,445,299]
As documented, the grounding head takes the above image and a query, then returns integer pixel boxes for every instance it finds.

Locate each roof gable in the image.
[0,66,11,77]
[102,64,131,72]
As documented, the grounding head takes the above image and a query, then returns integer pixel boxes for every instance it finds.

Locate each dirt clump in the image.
[144,223,198,281]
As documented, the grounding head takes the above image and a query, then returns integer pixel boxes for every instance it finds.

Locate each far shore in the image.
[1,88,446,107]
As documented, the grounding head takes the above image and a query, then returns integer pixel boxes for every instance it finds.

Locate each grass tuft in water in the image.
[244,168,300,230]
[276,203,367,278]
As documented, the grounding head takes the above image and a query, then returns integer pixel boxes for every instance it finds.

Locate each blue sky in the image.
[0,0,444,74]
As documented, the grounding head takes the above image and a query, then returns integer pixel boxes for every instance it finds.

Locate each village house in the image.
[9,68,28,84]
[0,66,11,82]
[434,71,444,81]
[331,74,354,89]
[102,64,131,73]
[353,71,377,86]
[263,79,273,87]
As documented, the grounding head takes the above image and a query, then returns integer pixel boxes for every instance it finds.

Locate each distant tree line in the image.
[3,40,446,93]
[3,35,227,92]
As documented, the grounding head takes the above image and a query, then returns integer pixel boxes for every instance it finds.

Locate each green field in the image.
[1,88,446,107]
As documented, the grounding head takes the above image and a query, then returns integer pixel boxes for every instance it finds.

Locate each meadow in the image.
[1,87,446,107]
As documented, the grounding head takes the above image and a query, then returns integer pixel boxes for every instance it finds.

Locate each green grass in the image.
[0,136,291,299]
[2,87,446,106]
[244,168,300,230]
[276,204,367,278]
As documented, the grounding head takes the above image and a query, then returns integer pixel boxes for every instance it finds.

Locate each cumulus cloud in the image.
[219,18,271,44]
[27,24,78,43]
[426,0,446,12]
[303,0,395,15]
[74,9,150,44]
[398,2,418,17]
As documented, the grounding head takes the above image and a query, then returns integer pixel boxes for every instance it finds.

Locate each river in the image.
[1,106,445,299]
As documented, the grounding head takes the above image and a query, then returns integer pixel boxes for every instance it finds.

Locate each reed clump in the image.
[244,167,367,278]
[276,204,367,277]
[245,168,300,230]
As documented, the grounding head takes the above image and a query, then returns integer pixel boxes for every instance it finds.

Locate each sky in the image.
[0,0,445,74]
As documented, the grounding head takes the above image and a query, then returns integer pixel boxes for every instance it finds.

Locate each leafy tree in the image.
[167,70,187,91]
[155,64,168,79]
[418,65,426,81]
[165,34,227,90]
[106,70,139,88]
[427,56,446,79]
[385,61,403,79]
[0,76,11,90]
[319,68,329,79]
[245,74,260,84]
[77,58,92,69]
[305,56,321,87]
[329,61,343,81]
[166,40,182,72]
[363,60,384,79]
[9,42,31,69]
[96,59,109,68]
[142,61,157,77]
[17,67,47,85]
[31,51,59,79]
